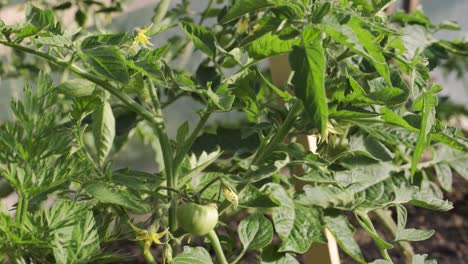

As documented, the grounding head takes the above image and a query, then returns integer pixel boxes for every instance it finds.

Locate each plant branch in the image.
[230,248,247,264]
[373,209,414,264]
[140,241,157,264]
[152,0,171,24]
[250,100,302,167]
[219,100,301,214]
[173,110,211,173]
[198,176,221,198]
[15,194,28,225]
[146,80,177,231]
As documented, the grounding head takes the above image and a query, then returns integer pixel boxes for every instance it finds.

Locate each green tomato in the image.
[177,202,218,236]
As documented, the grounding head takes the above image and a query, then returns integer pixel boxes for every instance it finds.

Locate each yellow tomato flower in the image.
[222,185,239,207]
[131,24,154,49]
[129,222,168,253]
[237,17,249,33]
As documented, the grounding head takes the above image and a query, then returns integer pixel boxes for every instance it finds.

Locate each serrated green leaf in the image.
[221,0,277,23]
[433,144,468,180]
[300,185,355,209]
[112,169,162,192]
[261,244,299,264]
[394,228,434,242]
[182,22,216,59]
[412,254,437,264]
[56,79,95,97]
[277,205,326,253]
[92,99,115,166]
[34,35,71,47]
[410,188,453,211]
[368,87,407,105]
[26,3,55,30]
[347,17,391,84]
[434,162,452,192]
[239,184,279,208]
[267,185,326,253]
[323,14,391,83]
[84,181,150,213]
[81,33,130,49]
[324,213,366,263]
[247,32,300,60]
[176,122,190,145]
[173,246,213,264]
[238,213,273,250]
[82,46,129,84]
[335,159,395,192]
[349,134,394,161]
[206,84,235,111]
[289,27,327,137]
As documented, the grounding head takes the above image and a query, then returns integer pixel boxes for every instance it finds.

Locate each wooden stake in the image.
[403,0,419,12]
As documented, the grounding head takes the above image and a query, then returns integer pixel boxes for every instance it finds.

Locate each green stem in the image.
[219,100,301,214]
[152,0,171,24]
[15,194,28,225]
[139,241,157,264]
[357,212,393,263]
[230,248,247,264]
[173,111,211,173]
[146,80,177,232]
[198,176,221,198]
[207,230,228,264]
[251,100,302,167]
[373,209,414,264]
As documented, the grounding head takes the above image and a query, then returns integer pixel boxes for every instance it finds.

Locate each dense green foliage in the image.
[0,0,467,263]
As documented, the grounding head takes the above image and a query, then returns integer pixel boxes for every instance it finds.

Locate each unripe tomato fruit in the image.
[177,202,218,236]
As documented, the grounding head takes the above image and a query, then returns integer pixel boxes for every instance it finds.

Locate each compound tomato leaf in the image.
[289,26,328,137]
[410,188,453,211]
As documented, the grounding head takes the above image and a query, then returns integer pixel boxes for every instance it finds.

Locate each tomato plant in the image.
[0,0,467,263]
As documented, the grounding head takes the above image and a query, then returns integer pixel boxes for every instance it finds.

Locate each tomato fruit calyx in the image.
[176,202,218,236]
